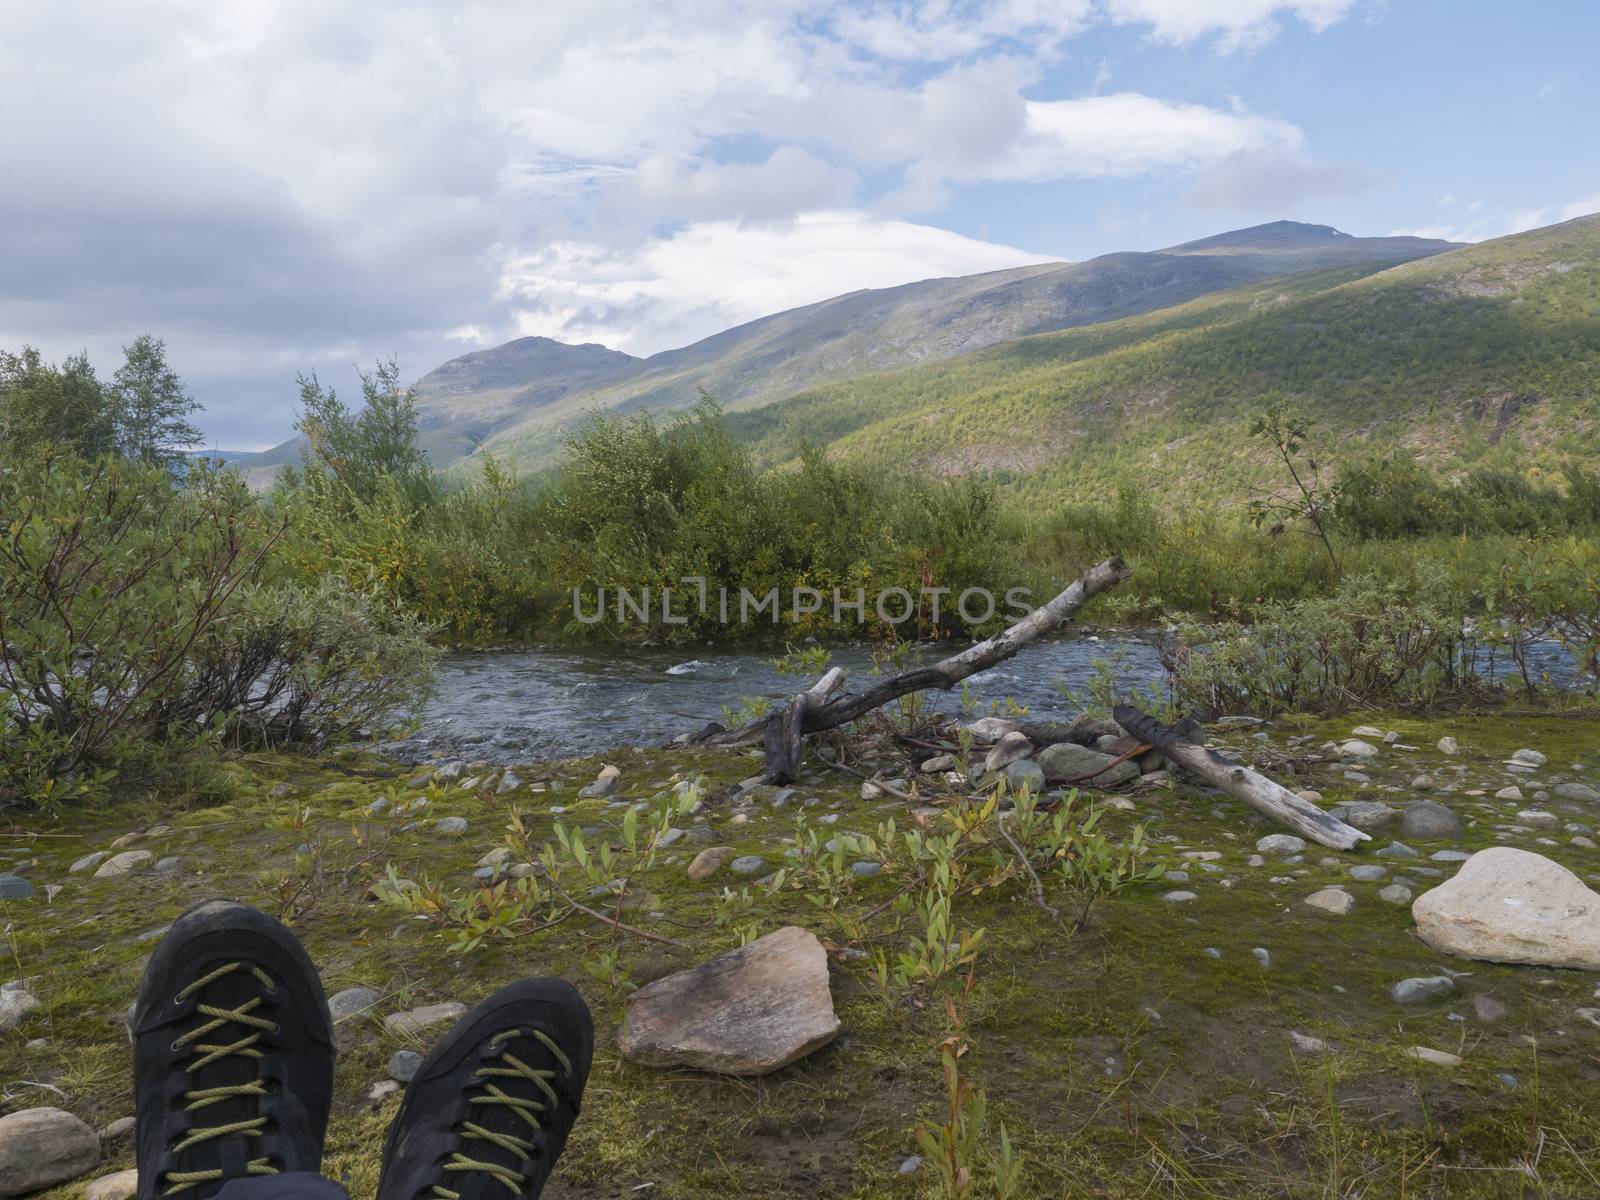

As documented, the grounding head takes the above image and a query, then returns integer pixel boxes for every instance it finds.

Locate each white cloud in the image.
[630,147,860,221]
[1185,147,1372,212]
[1560,196,1600,221]
[496,210,1055,355]
[1102,0,1358,51]
[994,93,1302,179]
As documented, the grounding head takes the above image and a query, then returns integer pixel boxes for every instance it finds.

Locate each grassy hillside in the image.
[731,215,1600,506]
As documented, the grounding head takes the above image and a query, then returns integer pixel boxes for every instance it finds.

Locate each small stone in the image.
[860,781,883,800]
[1252,948,1271,968]
[94,850,154,878]
[1411,775,1435,792]
[476,847,514,870]
[0,989,41,1031]
[920,755,956,773]
[1390,976,1454,1004]
[578,766,620,798]
[618,926,840,1075]
[496,770,524,795]
[898,1155,924,1174]
[154,856,183,873]
[1288,1031,1328,1055]
[1164,870,1190,883]
[1349,864,1387,882]
[109,832,142,849]
[1034,741,1141,786]
[1517,810,1559,829]
[687,847,736,881]
[1437,736,1460,756]
[1510,749,1547,767]
[1351,725,1384,738]
[0,874,35,900]
[1161,890,1198,903]
[658,827,685,848]
[984,731,1034,773]
[368,1079,401,1103]
[383,1002,467,1037]
[328,986,382,1024]
[0,1107,100,1196]
[434,817,468,835]
[1339,739,1379,759]
[1304,888,1355,915]
[1256,834,1306,854]
[1406,1046,1461,1067]
[387,1050,424,1082]
[729,855,766,876]
[1378,884,1413,904]
[1494,786,1524,802]
[69,851,109,874]
[1327,801,1398,830]
[84,1168,139,1200]
[97,1117,135,1142]
[1004,758,1045,794]
[1431,850,1471,861]
[367,797,392,817]
[270,782,294,799]
[1402,802,1462,841]
[1554,782,1600,803]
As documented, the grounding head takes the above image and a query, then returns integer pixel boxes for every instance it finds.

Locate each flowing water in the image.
[386,635,1165,764]
[384,632,1583,765]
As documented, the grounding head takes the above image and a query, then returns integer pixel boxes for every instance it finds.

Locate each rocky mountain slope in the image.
[729,213,1600,502]
[239,222,1458,479]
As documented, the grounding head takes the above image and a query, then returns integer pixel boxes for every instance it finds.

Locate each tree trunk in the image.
[1112,703,1369,851]
[743,558,1133,782]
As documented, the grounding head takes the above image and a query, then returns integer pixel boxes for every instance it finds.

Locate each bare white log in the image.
[1113,704,1369,851]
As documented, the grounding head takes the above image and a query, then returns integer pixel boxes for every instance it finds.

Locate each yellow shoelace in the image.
[430,1029,573,1199]
[162,962,280,1196]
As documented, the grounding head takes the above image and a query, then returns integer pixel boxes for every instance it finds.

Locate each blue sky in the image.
[2,1,1595,448]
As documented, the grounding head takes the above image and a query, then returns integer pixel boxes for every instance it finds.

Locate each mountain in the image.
[727,213,1600,502]
[240,221,1460,479]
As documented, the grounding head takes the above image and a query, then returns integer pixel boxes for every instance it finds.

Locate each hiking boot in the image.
[377,979,593,1200]
[133,901,334,1199]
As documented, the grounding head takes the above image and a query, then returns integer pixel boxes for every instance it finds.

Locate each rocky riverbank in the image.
[4,708,1600,1198]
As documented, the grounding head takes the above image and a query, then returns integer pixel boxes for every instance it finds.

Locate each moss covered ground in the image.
[5,711,1600,1198]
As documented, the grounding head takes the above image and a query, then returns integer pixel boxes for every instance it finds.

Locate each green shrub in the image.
[0,453,436,809]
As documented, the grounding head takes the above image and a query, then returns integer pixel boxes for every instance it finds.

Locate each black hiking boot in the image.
[377,979,594,1200]
[133,900,334,1200]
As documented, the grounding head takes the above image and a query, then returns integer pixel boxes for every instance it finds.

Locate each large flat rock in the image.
[619,926,839,1076]
[0,1107,99,1198]
[1412,847,1600,969]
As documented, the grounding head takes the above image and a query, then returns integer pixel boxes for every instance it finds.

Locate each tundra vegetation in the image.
[3,334,1600,1199]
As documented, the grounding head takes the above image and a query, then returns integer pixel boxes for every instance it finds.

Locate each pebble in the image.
[94,850,154,878]
[1430,850,1471,862]
[1494,786,1524,802]
[1402,801,1462,840]
[1410,775,1434,791]
[1510,749,1548,767]
[1256,835,1306,854]
[1406,1046,1461,1067]
[1438,736,1460,756]
[1349,864,1387,882]
[1374,841,1418,859]
[898,1156,925,1175]
[0,989,41,1031]
[97,1117,135,1142]
[368,1080,401,1103]
[328,986,382,1024]
[1288,1031,1328,1055]
[383,1002,467,1037]
[387,1050,424,1082]
[1161,890,1198,903]
[1252,948,1271,968]
[496,770,525,795]
[1340,740,1379,759]
[69,851,109,874]
[434,817,468,835]
[84,1169,139,1200]
[850,862,882,878]
[1391,976,1454,1004]
[1517,810,1559,828]
[0,874,35,900]
[154,856,183,873]
[1554,782,1600,802]
[1304,888,1355,915]
[729,855,767,876]
[1378,884,1413,905]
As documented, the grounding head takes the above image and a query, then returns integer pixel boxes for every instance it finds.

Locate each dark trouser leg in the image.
[212,1173,350,1200]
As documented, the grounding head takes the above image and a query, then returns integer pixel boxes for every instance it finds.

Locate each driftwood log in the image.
[739,557,1133,784]
[1113,703,1368,850]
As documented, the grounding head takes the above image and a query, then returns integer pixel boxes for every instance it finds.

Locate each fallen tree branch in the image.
[1112,704,1369,851]
[720,557,1133,782]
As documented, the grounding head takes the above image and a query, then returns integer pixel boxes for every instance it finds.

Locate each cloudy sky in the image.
[2,1,1596,449]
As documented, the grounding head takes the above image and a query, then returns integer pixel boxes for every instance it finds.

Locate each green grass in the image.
[8,710,1600,1197]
